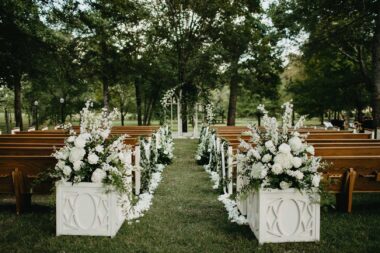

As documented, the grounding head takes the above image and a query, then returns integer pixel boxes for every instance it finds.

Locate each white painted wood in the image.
[56,182,125,237]
[11,128,20,134]
[177,91,182,137]
[134,146,141,195]
[236,154,247,215]
[193,103,198,137]
[220,144,226,194]
[247,189,320,244]
[227,146,233,195]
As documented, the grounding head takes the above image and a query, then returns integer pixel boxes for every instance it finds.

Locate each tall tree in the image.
[271,0,380,131]
[211,1,281,125]
[0,0,56,130]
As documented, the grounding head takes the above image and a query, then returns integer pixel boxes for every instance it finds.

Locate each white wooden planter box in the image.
[247,188,320,244]
[56,181,125,237]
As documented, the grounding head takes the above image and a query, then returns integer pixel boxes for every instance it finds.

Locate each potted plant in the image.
[52,101,133,237]
[239,102,322,244]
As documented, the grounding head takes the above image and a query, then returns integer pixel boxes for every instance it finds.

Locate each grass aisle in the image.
[1,139,380,252]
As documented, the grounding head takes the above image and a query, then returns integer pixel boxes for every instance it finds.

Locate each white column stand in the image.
[134,146,141,195]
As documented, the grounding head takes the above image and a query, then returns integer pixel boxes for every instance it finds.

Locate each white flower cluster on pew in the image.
[196,125,245,224]
[196,125,232,193]
[130,124,174,220]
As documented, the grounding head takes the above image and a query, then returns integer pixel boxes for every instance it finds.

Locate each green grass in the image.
[0,139,380,252]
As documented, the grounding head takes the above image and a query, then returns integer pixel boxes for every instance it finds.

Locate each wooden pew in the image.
[307,133,371,139]
[308,139,380,143]
[322,156,380,212]
[0,156,57,214]
[316,147,380,156]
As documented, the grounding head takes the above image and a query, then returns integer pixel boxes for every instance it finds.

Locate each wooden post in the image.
[170,97,173,130]
[193,103,199,137]
[227,146,233,195]
[134,146,141,195]
[177,91,182,137]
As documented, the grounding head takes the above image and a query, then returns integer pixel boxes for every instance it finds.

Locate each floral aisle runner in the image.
[127,164,165,221]
[203,165,248,225]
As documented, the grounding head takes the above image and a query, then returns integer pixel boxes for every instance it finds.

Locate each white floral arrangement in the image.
[205,103,214,125]
[160,88,176,108]
[51,101,133,197]
[239,102,322,194]
[155,125,174,164]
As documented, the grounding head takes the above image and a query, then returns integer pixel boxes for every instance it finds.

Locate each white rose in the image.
[91,168,107,183]
[292,157,303,168]
[250,162,265,179]
[280,181,291,190]
[74,137,86,148]
[73,161,83,171]
[294,171,304,180]
[95,145,104,153]
[265,140,274,149]
[261,169,268,178]
[289,136,303,152]
[56,160,65,169]
[312,174,321,187]
[67,136,76,143]
[261,154,272,163]
[274,153,293,169]
[63,165,72,176]
[306,145,315,155]
[278,143,291,154]
[56,149,69,160]
[69,147,86,163]
[88,153,99,165]
[271,163,283,175]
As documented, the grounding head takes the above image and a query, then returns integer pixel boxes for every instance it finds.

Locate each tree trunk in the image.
[120,104,124,126]
[182,97,188,132]
[103,77,109,111]
[5,108,10,134]
[227,65,238,126]
[320,113,324,126]
[134,81,142,126]
[372,2,380,138]
[13,74,23,130]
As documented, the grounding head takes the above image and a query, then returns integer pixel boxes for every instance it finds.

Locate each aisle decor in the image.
[239,102,322,244]
[129,124,174,221]
[52,101,133,237]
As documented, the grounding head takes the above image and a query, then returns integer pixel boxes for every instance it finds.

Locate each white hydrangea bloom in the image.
[274,153,293,169]
[278,143,291,154]
[69,147,86,163]
[292,157,303,168]
[74,136,86,148]
[63,165,72,176]
[261,154,272,163]
[91,168,107,183]
[289,136,303,152]
[250,162,265,179]
[73,161,83,171]
[271,163,283,175]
